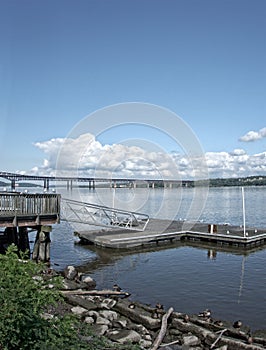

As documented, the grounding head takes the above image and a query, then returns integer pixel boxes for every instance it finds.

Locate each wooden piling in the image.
[32,225,52,262]
[6,227,18,246]
[18,227,30,257]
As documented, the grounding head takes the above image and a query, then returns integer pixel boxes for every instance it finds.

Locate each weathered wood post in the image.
[6,227,19,245]
[32,225,52,262]
[18,227,30,257]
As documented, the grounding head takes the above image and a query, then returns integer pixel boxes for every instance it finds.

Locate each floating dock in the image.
[75,218,266,250]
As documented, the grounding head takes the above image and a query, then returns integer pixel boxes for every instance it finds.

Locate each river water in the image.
[33,186,266,330]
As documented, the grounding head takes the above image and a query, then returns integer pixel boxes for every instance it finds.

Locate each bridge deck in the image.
[0,192,61,227]
[75,219,266,249]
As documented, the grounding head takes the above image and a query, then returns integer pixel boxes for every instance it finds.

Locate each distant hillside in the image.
[0,181,9,187]
[197,176,266,187]
[0,181,41,188]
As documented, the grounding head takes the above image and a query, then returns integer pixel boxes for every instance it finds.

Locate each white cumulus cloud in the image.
[34,133,186,180]
[239,127,266,142]
[32,133,266,179]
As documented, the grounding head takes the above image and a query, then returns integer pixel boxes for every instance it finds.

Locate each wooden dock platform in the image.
[0,192,61,261]
[0,192,61,227]
[75,218,266,250]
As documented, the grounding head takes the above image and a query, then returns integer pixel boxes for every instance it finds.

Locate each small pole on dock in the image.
[242,187,246,238]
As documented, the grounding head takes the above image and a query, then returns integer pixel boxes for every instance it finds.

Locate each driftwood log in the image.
[59,287,266,349]
[62,294,98,311]
[150,307,174,350]
[61,289,130,297]
[113,299,161,330]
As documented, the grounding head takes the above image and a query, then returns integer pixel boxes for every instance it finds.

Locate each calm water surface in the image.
[37,186,266,330]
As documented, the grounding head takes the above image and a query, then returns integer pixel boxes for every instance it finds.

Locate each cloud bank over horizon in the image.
[30,132,266,180]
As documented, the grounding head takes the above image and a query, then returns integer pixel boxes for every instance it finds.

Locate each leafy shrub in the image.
[0,245,141,350]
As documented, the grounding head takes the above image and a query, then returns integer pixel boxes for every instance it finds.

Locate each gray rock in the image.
[87,310,99,319]
[143,334,152,341]
[99,310,118,322]
[182,335,200,346]
[71,306,88,316]
[84,316,94,324]
[64,265,78,280]
[133,324,150,335]
[169,328,182,336]
[108,329,141,344]
[62,279,81,290]
[139,339,153,348]
[91,324,108,336]
[96,316,111,326]
[81,275,97,289]
[117,317,128,328]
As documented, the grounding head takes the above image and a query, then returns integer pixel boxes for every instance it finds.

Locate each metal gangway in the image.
[61,198,149,231]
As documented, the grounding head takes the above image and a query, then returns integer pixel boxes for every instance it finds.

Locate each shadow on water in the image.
[75,239,266,271]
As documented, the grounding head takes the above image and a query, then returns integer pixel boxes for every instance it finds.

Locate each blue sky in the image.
[0,0,265,179]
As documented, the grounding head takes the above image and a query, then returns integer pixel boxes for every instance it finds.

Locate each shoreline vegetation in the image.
[0,175,266,189]
[2,246,266,350]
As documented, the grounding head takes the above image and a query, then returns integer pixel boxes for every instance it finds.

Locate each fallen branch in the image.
[210,329,227,349]
[61,289,130,297]
[160,339,180,347]
[150,307,174,350]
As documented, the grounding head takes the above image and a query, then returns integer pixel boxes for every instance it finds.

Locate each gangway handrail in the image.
[61,198,149,231]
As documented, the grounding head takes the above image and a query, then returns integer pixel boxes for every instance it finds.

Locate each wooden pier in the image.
[0,192,61,227]
[75,218,266,250]
[0,192,61,261]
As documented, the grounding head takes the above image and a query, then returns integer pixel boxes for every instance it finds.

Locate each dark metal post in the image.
[44,179,49,190]
[11,179,16,190]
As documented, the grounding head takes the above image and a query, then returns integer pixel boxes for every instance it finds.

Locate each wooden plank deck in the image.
[75,218,266,249]
[0,192,61,227]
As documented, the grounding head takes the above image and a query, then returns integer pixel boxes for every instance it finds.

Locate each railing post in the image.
[11,179,16,190]
[44,179,49,190]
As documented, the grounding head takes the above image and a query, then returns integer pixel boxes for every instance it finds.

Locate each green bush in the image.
[0,245,141,350]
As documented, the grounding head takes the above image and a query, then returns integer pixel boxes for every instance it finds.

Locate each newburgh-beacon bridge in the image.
[0,172,194,190]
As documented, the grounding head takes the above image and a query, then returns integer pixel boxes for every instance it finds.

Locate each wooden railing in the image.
[0,192,61,216]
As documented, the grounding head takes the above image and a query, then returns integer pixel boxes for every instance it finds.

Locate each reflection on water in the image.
[21,186,266,330]
[78,242,266,331]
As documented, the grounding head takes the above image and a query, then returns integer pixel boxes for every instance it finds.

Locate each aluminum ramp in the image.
[61,198,149,231]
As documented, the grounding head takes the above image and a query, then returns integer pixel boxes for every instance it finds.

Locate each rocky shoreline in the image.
[51,265,266,350]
